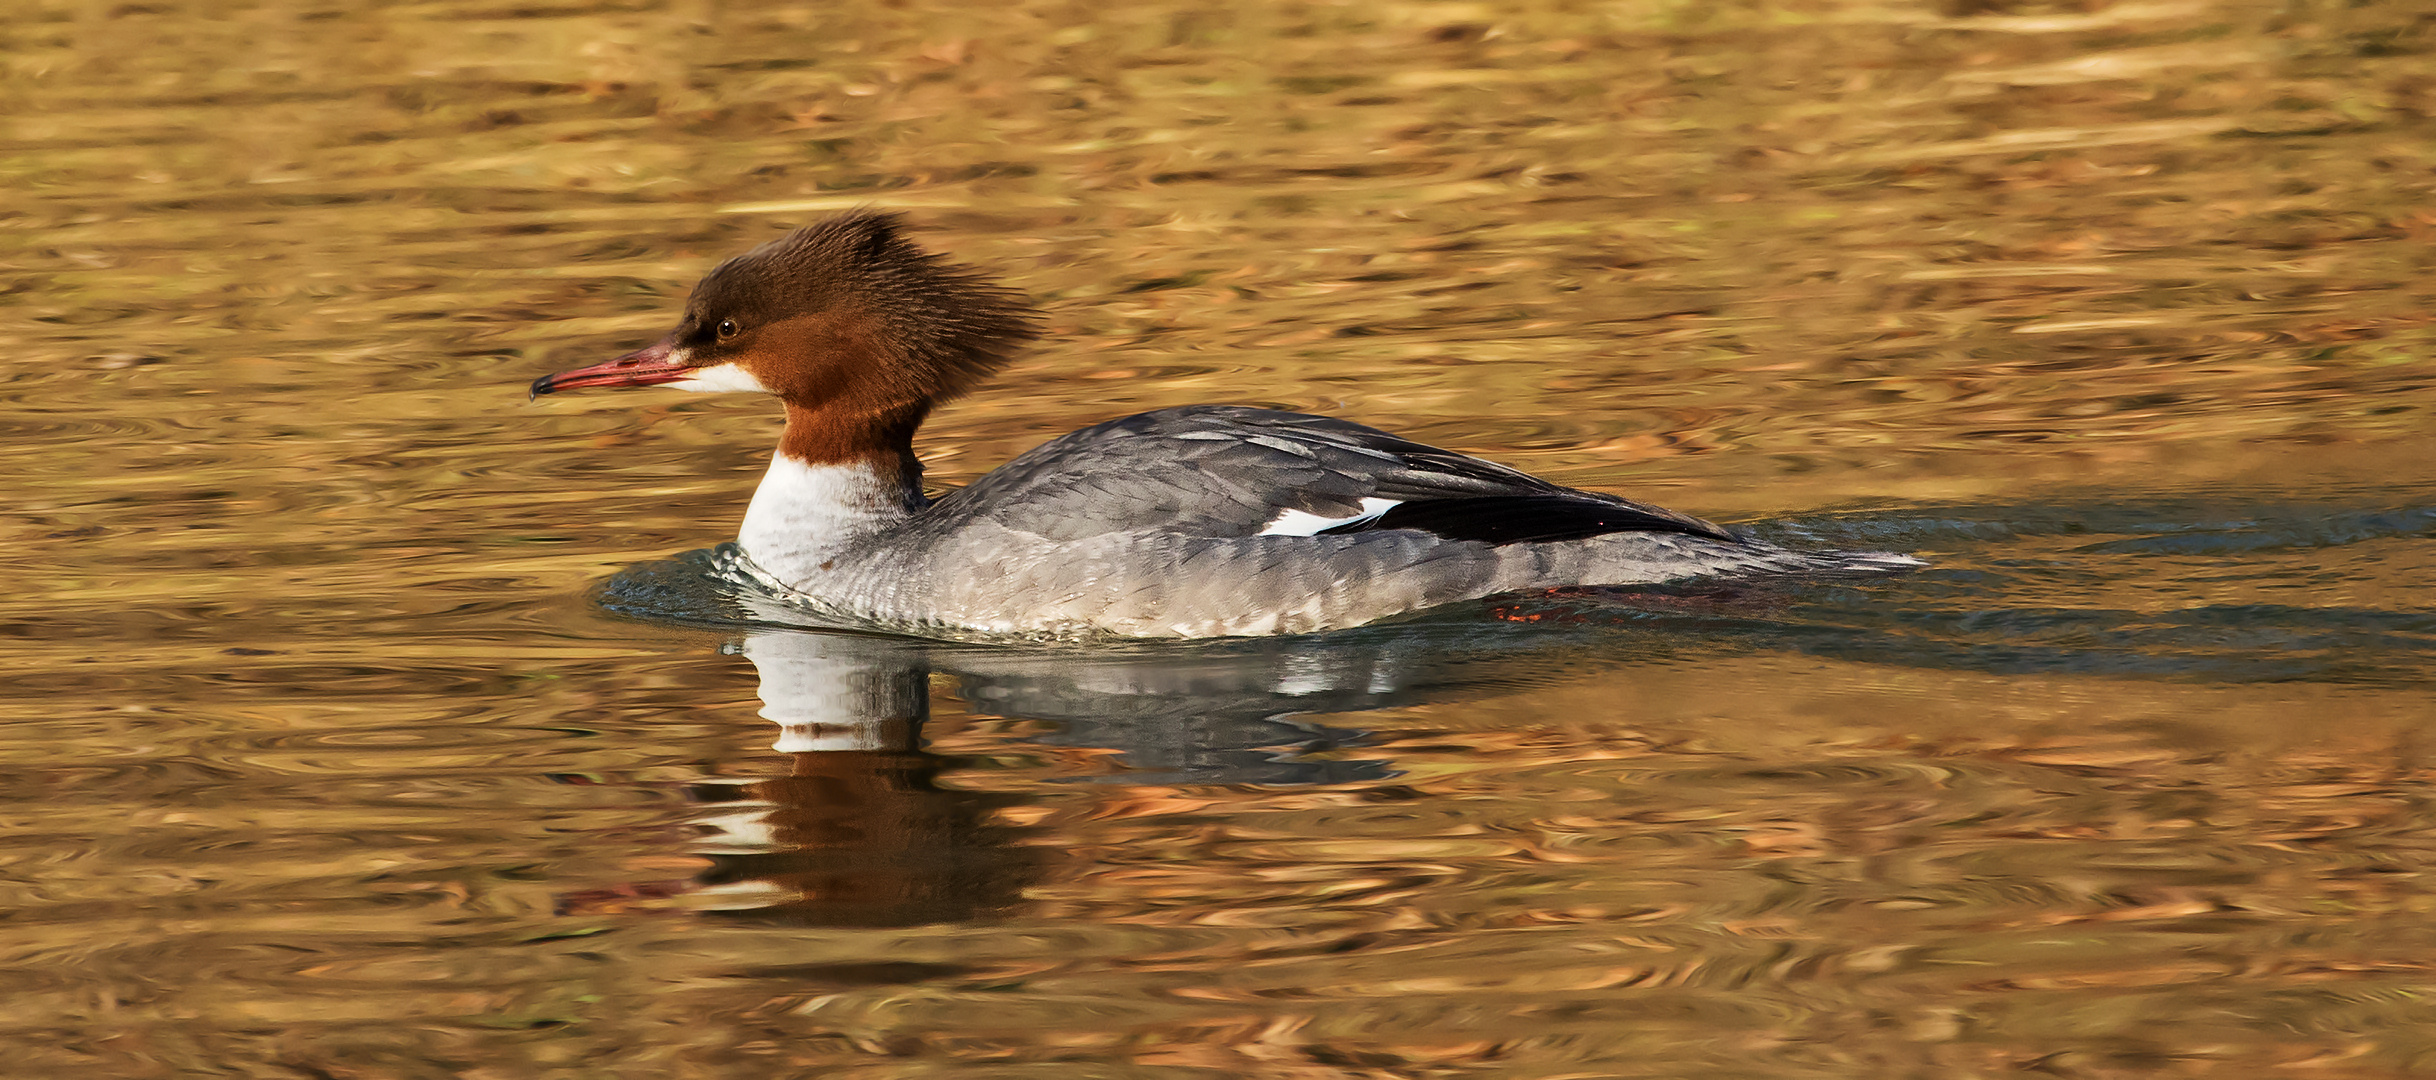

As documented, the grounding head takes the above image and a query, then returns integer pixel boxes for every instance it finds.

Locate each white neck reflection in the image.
[738,630,927,753]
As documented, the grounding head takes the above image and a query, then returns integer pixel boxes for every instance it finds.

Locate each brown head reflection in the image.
[556,631,1042,926]
[683,632,1040,927]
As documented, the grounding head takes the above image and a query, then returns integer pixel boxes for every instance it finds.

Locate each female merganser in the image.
[533,212,1921,640]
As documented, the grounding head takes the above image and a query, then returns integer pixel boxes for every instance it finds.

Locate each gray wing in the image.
[930,405,1735,545]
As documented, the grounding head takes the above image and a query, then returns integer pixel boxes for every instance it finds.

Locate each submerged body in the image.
[534,213,1921,640]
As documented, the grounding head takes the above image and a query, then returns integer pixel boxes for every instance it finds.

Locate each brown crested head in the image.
[674,212,1040,408]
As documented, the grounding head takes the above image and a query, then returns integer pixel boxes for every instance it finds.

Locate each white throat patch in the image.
[670,362,771,393]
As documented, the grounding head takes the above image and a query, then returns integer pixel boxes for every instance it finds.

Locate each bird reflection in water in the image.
[562,625,1437,926]
[675,632,1025,926]
[566,548,1735,926]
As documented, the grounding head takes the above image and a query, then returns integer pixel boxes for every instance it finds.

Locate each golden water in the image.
[6,0,2435,1075]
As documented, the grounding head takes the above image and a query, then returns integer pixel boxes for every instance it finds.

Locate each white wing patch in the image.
[1258,497,1404,537]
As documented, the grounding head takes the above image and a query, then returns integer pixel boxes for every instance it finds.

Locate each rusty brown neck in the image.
[776,398,929,501]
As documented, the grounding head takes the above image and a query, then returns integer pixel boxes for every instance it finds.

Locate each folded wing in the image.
[941,405,1741,547]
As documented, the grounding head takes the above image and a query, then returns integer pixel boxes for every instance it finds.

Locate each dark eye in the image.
[716,319,739,340]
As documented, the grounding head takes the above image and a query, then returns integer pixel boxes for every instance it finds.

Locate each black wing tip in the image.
[1320,494,1738,547]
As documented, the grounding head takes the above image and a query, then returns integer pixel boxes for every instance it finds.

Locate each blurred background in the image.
[5,0,2435,1076]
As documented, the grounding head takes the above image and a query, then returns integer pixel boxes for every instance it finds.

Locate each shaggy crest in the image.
[691,211,1041,403]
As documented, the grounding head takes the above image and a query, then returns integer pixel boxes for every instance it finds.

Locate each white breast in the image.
[738,456,916,582]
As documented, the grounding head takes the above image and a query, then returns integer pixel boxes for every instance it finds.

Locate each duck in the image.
[531,212,1921,640]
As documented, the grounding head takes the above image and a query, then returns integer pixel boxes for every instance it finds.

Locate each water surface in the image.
[6,0,2436,1075]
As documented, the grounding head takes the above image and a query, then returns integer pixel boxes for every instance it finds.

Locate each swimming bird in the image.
[532,212,1920,639]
